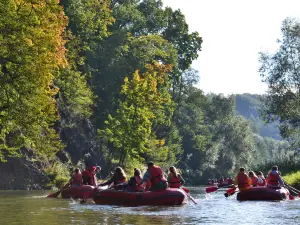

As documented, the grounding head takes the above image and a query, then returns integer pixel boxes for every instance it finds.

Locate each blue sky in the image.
[162,0,300,95]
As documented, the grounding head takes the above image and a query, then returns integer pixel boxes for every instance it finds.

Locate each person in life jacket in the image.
[69,168,83,187]
[127,168,144,192]
[266,165,284,188]
[99,167,127,188]
[227,177,233,185]
[219,177,225,185]
[234,167,252,191]
[256,171,266,186]
[167,166,185,188]
[82,166,101,186]
[249,171,258,187]
[140,162,168,191]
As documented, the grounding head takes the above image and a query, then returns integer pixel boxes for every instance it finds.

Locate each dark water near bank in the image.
[0,187,299,225]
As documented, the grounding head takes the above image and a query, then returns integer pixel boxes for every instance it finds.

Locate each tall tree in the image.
[0,0,67,161]
[56,0,114,164]
[99,62,173,166]
[260,18,300,138]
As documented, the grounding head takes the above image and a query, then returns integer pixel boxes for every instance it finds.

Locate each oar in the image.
[224,187,237,197]
[284,183,300,194]
[206,185,234,194]
[284,183,300,197]
[181,187,190,193]
[47,183,70,198]
[180,187,197,204]
[206,186,219,193]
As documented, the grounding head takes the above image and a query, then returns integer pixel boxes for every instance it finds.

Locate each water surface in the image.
[0,187,299,224]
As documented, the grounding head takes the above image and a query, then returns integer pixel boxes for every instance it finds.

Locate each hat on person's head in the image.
[96,166,101,171]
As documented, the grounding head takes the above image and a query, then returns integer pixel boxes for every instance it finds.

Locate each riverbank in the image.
[283,171,300,189]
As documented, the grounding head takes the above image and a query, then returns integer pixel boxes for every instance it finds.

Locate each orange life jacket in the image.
[169,175,181,188]
[267,172,280,186]
[148,165,166,186]
[237,173,251,189]
[72,173,82,185]
[251,176,258,186]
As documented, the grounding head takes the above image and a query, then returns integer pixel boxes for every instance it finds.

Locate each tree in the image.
[99,62,174,166]
[55,0,114,164]
[0,0,67,161]
[260,18,300,138]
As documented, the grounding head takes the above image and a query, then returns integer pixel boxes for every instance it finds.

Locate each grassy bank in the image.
[283,171,300,189]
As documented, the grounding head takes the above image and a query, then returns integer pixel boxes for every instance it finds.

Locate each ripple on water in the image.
[0,188,299,225]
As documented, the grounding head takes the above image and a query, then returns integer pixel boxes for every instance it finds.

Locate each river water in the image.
[0,187,299,225]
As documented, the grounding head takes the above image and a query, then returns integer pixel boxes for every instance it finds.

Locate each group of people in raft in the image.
[235,165,284,190]
[68,162,185,192]
[206,177,234,186]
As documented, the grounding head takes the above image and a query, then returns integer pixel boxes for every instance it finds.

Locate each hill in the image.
[235,94,281,140]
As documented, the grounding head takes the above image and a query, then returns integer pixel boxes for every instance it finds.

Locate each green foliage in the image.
[0,0,67,161]
[235,94,281,140]
[283,171,300,187]
[259,17,300,138]
[99,62,174,165]
[44,161,71,188]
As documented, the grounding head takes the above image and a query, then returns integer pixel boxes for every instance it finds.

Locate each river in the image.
[0,187,299,225]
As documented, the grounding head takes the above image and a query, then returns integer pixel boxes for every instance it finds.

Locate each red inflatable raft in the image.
[61,185,96,199]
[237,186,289,201]
[93,188,187,206]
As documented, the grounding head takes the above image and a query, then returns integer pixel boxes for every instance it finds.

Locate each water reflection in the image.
[0,187,299,225]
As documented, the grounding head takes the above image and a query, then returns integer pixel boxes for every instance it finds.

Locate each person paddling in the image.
[69,168,83,187]
[82,166,101,186]
[99,167,127,188]
[234,167,252,191]
[266,165,284,189]
[257,171,266,186]
[167,166,185,188]
[127,168,144,192]
[249,171,258,187]
[140,162,168,191]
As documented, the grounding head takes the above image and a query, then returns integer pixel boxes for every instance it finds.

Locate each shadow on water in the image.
[0,187,299,224]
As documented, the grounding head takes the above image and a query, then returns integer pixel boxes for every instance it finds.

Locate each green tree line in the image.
[1,0,296,186]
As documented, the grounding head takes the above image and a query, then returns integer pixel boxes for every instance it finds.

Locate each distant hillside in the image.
[235,94,281,140]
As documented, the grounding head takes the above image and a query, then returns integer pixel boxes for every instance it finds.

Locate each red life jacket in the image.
[134,176,144,192]
[169,174,181,188]
[237,173,251,189]
[227,178,233,185]
[82,170,97,186]
[148,165,166,186]
[267,172,280,186]
[251,176,258,186]
[115,176,126,185]
[72,173,82,185]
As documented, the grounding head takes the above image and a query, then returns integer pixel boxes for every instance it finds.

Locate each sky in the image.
[162,0,300,95]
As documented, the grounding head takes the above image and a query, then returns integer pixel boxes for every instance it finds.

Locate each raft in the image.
[93,188,187,206]
[61,185,96,199]
[237,187,289,201]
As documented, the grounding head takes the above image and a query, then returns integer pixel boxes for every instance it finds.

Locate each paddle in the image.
[47,182,70,198]
[206,184,234,194]
[224,187,237,197]
[181,187,190,193]
[206,186,218,193]
[180,187,197,204]
[284,183,300,197]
